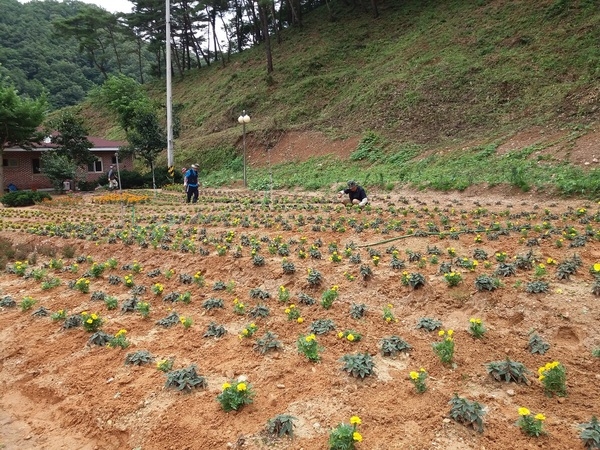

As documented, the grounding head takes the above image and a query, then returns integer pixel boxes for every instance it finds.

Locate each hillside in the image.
[81,0,600,193]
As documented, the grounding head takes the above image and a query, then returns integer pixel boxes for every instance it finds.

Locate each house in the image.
[3,137,133,190]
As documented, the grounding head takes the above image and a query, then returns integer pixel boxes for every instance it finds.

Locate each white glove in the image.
[359,198,368,207]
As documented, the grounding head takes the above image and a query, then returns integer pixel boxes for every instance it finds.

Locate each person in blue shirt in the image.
[184,164,200,203]
[338,180,368,207]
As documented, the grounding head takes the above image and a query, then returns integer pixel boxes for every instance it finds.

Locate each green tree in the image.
[40,151,77,192]
[47,110,95,167]
[0,80,47,193]
[121,105,166,189]
[45,110,95,186]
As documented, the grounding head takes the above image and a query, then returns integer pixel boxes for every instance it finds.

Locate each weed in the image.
[125,350,154,366]
[487,358,530,383]
[448,395,485,433]
[340,353,375,379]
[380,336,411,357]
[579,416,600,449]
[254,331,283,354]
[165,365,207,392]
[204,321,227,338]
[266,414,297,439]
[349,303,367,319]
[416,317,442,331]
[203,297,224,310]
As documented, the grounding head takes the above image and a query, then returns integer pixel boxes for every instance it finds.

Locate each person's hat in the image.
[347,180,357,188]
[191,164,199,169]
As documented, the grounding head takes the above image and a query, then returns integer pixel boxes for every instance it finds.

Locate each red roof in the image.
[32,136,126,149]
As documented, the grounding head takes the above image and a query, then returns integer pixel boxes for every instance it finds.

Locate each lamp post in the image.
[238,110,250,187]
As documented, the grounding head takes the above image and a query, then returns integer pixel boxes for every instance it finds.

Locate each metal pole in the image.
[243,119,247,187]
[115,152,122,194]
[166,0,174,169]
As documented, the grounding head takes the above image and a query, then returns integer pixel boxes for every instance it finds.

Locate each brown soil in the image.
[1,129,600,450]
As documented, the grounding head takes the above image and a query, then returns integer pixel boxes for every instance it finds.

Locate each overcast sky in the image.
[77,0,133,13]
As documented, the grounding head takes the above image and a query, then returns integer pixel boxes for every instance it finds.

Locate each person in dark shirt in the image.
[184,164,200,203]
[338,180,368,207]
[107,165,118,190]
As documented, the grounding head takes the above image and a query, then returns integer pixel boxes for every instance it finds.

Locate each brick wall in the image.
[3,151,133,190]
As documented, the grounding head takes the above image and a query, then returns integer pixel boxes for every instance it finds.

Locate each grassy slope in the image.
[85,0,600,194]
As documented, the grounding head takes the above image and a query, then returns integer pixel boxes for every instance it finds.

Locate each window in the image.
[111,155,118,164]
[32,158,41,174]
[87,159,103,173]
[3,158,18,167]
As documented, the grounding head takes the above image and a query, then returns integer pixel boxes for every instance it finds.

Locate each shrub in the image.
[0,190,51,207]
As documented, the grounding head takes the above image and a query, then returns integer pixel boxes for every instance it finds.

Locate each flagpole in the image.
[166,0,174,170]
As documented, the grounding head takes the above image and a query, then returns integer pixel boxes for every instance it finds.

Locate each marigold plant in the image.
[517,407,546,437]
[217,380,255,411]
[538,361,567,397]
[329,415,363,450]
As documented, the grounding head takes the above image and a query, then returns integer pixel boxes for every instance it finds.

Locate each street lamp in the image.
[238,110,250,187]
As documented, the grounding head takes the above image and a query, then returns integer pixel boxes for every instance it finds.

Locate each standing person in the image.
[184,164,199,203]
[107,165,118,190]
[338,180,368,207]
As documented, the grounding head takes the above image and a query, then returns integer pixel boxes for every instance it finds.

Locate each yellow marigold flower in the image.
[538,375,545,381]
[337,332,344,339]
[352,431,362,442]
[242,329,249,336]
[222,382,231,390]
[297,317,304,324]
[347,334,355,342]
[285,308,291,314]
[469,318,476,323]
[594,263,600,272]
[420,367,426,372]
[534,413,546,421]
[438,330,445,336]
[237,382,247,391]
[350,416,361,425]
[447,329,454,336]
[518,407,530,416]
[290,304,295,308]
[86,318,93,324]
[409,371,419,380]
[91,313,98,320]
[385,317,391,322]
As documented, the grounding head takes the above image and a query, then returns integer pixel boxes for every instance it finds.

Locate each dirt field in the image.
[1,180,599,450]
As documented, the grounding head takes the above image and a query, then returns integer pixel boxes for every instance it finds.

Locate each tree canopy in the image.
[0,79,47,192]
